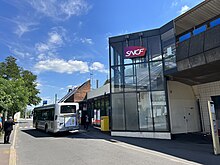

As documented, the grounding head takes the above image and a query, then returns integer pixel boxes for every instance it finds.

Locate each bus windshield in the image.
[60,105,76,114]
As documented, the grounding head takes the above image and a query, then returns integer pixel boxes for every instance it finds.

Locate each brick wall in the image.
[65,80,91,103]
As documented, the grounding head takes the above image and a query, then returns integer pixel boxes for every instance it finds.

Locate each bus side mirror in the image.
[55,115,57,120]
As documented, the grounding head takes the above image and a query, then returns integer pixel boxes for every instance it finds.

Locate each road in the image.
[15,119,201,165]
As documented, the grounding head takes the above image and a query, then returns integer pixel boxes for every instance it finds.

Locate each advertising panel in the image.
[65,116,76,127]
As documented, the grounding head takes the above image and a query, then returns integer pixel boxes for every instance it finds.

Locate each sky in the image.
[0,0,204,106]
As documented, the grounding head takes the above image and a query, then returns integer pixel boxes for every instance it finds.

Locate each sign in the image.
[208,101,220,155]
[43,100,47,105]
[124,46,147,58]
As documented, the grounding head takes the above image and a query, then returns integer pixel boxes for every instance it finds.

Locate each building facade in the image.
[109,0,220,139]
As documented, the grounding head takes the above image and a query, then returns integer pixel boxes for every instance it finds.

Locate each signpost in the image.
[208,101,220,155]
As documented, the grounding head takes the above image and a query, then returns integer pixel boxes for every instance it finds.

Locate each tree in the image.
[0,56,41,117]
[21,70,41,106]
[0,56,20,80]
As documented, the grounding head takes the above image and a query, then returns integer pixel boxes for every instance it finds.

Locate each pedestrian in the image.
[0,114,2,131]
[84,115,89,130]
[3,116,15,144]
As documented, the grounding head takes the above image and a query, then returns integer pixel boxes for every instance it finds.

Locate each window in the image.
[124,64,136,92]
[111,66,124,93]
[152,91,168,131]
[111,93,125,130]
[138,92,153,131]
[61,105,76,113]
[148,36,162,61]
[110,42,123,66]
[150,61,164,90]
[124,93,139,130]
[136,63,150,91]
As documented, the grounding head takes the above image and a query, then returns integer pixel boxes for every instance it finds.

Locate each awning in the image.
[175,0,220,36]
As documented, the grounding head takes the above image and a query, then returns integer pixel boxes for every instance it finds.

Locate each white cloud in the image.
[90,62,108,74]
[27,0,91,21]
[35,27,67,59]
[171,1,178,7]
[34,58,89,74]
[36,43,50,52]
[80,38,93,45]
[48,31,63,45]
[179,5,190,14]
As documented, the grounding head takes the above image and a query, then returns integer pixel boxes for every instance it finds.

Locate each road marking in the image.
[9,123,18,165]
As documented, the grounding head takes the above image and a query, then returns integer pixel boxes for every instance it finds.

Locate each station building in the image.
[109,0,220,139]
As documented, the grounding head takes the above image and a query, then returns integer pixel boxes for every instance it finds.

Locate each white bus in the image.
[33,102,79,133]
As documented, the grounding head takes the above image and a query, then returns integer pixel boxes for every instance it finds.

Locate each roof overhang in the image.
[175,0,220,36]
[166,60,220,85]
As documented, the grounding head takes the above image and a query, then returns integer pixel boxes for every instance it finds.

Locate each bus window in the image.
[61,105,76,113]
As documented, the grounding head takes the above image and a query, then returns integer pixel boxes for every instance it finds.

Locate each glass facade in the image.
[110,24,175,132]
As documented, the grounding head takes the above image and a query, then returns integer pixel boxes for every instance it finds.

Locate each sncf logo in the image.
[124,46,147,58]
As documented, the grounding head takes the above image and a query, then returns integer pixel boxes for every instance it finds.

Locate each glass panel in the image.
[138,92,153,131]
[111,93,125,130]
[124,93,139,130]
[161,28,175,48]
[148,36,162,61]
[152,91,168,131]
[124,64,136,92]
[150,61,164,90]
[164,56,176,70]
[110,46,114,66]
[110,42,123,66]
[143,37,149,61]
[111,66,123,93]
[136,63,150,91]
[101,98,105,116]
[124,40,134,64]
[163,44,176,58]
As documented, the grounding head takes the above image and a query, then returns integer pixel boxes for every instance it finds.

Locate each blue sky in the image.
[0,0,203,106]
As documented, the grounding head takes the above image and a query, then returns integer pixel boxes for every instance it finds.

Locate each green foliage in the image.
[0,56,41,116]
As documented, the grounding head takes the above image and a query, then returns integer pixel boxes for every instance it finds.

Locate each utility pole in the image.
[55,94,57,103]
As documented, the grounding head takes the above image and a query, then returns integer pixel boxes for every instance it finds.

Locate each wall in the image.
[74,81,91,102]
[193,80,220,133]
[167,81,200,134]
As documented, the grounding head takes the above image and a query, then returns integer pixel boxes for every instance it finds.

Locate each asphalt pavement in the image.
[6,119,220,165]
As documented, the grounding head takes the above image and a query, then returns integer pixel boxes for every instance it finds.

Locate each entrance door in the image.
[184,107,199,133]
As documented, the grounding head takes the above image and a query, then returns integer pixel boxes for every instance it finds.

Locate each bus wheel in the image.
[45,124,48,133]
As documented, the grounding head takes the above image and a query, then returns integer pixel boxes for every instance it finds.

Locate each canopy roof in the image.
[175,0,220,36]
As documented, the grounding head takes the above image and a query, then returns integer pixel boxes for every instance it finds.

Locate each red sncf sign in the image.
[124,46,147,58]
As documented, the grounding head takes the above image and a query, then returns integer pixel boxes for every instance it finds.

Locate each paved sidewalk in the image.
[0,132,10,165]
[0,124,17,165]
[84,127,220,165]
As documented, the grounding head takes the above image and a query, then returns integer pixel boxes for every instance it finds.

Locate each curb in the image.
[9,123,18,165]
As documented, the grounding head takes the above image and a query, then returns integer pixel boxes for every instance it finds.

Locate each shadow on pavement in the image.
[66,127,220,165]
[21,129,79,138]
